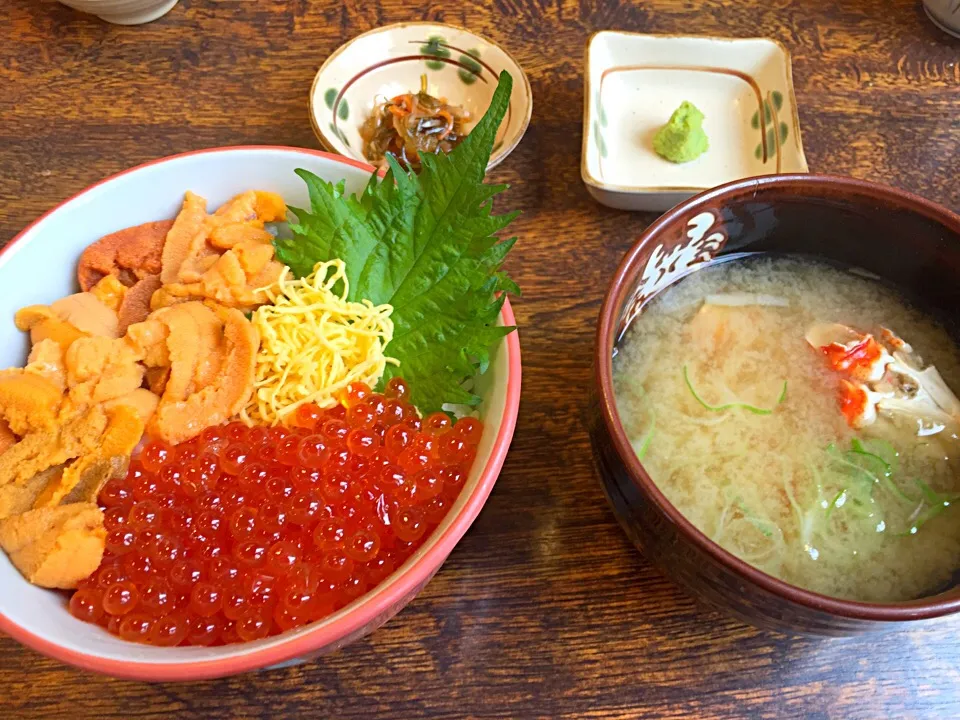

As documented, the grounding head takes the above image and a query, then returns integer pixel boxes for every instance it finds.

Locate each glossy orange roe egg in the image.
[70,381,483,647]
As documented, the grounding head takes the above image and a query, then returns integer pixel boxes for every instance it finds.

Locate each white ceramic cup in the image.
[58,0,178,25]
[923,0,960,38]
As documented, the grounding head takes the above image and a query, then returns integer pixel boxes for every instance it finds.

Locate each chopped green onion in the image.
[821,438,957,537]
[682,366,787,415]
[914,479,941,506]
[777,381,788,405]
[825,445,873,487]
[844,492,877,519]
[849,439,892,477]
[899,497,959,535]
[752,522,774,539]
[912,480,960,508]
[827,441,916,504]
[636,421,655,461]
[857,438,899,473]
[826,489,847,520]
[844,451,915,503]
[894,481,960,535]
[735,497,776,537]
[843,450,886,485]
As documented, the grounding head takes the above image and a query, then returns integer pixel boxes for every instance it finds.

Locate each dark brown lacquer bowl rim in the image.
[596,173,960,622]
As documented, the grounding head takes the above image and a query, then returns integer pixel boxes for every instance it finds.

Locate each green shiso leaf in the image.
[274,71,520,414]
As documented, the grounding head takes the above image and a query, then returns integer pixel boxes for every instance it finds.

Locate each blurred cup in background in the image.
[58,0,178,25]
[923,0,960,38]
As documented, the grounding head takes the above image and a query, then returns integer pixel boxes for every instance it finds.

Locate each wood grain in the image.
[0,0,958,717]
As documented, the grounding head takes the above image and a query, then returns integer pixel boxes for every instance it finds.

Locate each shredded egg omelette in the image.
[241,259,398,425]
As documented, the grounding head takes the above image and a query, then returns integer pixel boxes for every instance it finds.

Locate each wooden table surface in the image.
[1,0,959,717]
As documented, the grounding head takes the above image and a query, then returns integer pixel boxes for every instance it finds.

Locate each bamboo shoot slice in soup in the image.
[613,256,960,603]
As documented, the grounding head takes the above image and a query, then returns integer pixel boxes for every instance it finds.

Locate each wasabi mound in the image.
[653,101,709,163]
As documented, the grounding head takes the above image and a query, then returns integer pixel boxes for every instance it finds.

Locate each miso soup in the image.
[614,256,960,602]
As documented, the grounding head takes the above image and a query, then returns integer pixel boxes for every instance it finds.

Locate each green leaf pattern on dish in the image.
[421,36,451,71]
[594,122,607,159]
[458,49,482,84]
[327,122,351,148]
[593,92,608,157]
[753,90,788,163]
[324,88,350,122]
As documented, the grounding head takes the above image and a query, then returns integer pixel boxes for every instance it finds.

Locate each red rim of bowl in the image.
[0,145,522,680]
[596,172,960,623]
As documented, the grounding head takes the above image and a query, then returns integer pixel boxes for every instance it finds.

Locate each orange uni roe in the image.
[69,378,483,647]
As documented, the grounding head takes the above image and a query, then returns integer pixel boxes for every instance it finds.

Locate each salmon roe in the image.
[71,381,482,647]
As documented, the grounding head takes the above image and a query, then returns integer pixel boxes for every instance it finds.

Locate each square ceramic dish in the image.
[582,32,809,212]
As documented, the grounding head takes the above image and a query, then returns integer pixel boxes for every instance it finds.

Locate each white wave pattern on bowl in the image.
[615,211,727,342]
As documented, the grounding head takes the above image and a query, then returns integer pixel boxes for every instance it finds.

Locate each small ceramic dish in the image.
[309,22,533,171]
[582,32,809,212]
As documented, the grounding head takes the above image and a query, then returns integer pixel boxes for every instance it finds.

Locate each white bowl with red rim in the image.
[0,146,521,680]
